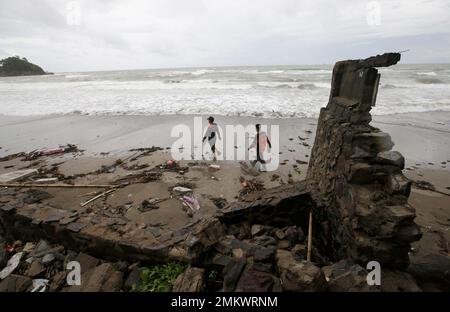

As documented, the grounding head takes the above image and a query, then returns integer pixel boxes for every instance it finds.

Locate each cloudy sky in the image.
[1,0,449,72]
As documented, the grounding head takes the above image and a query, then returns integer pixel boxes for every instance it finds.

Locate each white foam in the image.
[0,65,449,118]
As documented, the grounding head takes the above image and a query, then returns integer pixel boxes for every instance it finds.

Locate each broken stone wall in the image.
[307,53,421,269]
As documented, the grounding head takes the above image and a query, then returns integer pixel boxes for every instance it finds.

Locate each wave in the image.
[416,78,444,84]
[381,84,406,89]
[65,74,90,79]
[297,83,318,90]
[416,72,437,76]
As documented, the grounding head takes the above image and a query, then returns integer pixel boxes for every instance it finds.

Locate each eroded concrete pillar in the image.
[307,53,421,269]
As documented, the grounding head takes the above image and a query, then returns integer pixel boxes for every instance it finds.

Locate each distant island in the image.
[0,56,52,77]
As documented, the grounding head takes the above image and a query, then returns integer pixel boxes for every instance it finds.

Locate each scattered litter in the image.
[80,188,117,207]
[0,169,38,183]
[22,242,36,253]
[209,164,221,170]
[0,252,23,279]
[31,279,49,292]
[101,164,116,173]
[26,144,80,160]
[172,186,192,194]
[42,253,55,265]
[34,178,58,184]
[139,197,169,212]
[182,195,200,211]
[239,176,265,197]
[211,197,228,209]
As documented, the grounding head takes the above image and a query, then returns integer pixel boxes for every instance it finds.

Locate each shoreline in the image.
[1,111,449,169]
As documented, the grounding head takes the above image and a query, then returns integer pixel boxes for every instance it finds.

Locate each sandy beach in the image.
[0,108,450,291]
[1,112,449,264]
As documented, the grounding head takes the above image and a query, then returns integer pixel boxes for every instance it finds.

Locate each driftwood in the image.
[80,188,117,207]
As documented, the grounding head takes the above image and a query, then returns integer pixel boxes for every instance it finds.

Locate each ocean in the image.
[1,64,449,118]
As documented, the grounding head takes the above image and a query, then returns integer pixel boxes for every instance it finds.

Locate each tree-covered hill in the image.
[0,56,51,77]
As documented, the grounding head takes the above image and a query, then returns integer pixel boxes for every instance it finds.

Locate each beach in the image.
[1,65,449,292]
[1,112,449,251]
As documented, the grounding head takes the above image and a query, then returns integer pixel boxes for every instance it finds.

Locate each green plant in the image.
[207,269,218,283]
[131,262,187,292]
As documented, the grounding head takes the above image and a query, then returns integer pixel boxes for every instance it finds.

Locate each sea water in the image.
[1,64,449,117]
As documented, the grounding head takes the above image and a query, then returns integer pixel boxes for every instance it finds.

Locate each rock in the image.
[22,242,36,253]
[381,271,421,292]
[285,226,302,245]
[172,267,205,292]
[49,271,67,292]
[232,248,244,259]
[277,240,290,249]
[223,259,246,292]
[33,240,51,255]
[0,252,23,279]
[235,269,276,292]
[42,253,55,265]
[280,261,327,292]
[65,263,123,292]
[291,244,307,260]
[275,229,285,240]
[407,254,450,291]
[275,249,296,273]
[27,260,46,278]
[376,151,405,169]
[0,274,32,292]
[253,246,275,263]
[0,242,6,268]
[251,235,277,247]
[23,188,52,204]
[387,173,411,196]
[251,224,264,237]
[327,260,376,292]
[212,254,232,267]
[75,253,100,272]
[124,266,142,290]
[67,222,87,233]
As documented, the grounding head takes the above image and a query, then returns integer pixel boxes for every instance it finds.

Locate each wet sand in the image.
[0,111,449,267]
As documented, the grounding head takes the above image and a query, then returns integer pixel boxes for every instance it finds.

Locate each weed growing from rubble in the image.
[131,262,187,292]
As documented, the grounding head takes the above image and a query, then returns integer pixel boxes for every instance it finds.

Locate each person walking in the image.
[202,116,221,161]
[248,124,272,170]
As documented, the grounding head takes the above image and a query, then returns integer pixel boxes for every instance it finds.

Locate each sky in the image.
[0,0,450,72]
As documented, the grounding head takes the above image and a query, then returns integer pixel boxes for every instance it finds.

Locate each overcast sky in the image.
[1,0,449,72]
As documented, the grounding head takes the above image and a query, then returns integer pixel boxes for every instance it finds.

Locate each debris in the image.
[0,169,38,183]
[22,242,36,254]
[42,254,55,265]
[101,164,116,173]
[30,279,49,292]
[23,189,53,204]
[211,197,228,209]
[172,186,192,194]
[0,183,115,188]
[0,252,23,279]
[239,176,264,197]
[80,188,117,207]
[139,197,169,212]
[209,164,221,170]
[182,195,200,211]
[34,178,58,184]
